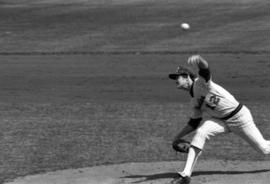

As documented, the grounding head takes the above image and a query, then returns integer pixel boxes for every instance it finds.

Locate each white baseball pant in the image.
[191,105,270,154]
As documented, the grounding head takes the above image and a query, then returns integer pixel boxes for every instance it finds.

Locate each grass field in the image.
[0,54,270,183]
[0,0,270,183]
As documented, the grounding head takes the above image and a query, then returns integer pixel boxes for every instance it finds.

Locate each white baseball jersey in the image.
[190,71,240,119]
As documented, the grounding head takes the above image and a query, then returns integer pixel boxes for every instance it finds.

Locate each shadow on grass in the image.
[122,169,270,183]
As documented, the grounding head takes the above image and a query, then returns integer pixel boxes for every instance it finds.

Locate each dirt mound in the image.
[5,160,270,184]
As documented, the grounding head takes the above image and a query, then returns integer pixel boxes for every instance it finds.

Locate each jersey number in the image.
[206,95,220,110]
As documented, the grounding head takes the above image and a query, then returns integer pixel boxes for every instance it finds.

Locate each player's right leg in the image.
[233,122,270,154]
[228,105,270,155]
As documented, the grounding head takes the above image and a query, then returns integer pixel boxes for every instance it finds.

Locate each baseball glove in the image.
[172,139,190,153]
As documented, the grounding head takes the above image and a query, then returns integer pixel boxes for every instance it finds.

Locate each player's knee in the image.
[191,129,209,150]
[255,142,270,155]
[191,125,214,150]
[259,146,270,155]
[195,127,210,141]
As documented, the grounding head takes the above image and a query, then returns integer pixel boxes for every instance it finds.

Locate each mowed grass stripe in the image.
[0,0,269,52]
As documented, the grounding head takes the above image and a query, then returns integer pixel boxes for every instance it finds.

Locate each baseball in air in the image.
[181,23,190,30]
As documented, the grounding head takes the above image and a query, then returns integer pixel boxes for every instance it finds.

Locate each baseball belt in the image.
[221,103,243,121]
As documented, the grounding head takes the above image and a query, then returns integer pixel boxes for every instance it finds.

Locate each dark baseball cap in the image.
[168,66,196,80]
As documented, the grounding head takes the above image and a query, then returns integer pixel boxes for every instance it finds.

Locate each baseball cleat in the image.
[170,172,191,184]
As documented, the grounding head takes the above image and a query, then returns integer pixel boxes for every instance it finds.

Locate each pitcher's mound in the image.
[5,160,270,184]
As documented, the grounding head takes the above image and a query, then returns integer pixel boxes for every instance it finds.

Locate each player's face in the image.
[176,74,192,90]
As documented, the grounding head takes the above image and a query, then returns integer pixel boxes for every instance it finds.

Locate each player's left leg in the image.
[179,118,229,177]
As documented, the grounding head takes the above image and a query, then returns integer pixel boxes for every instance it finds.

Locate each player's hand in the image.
[187,55,202,67]
[172,139,190,153]
[187,55,208,69]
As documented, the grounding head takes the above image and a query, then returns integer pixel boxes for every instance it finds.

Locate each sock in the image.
[182,146,202,177]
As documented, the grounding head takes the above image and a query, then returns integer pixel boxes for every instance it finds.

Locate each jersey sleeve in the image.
[198,68,211,82]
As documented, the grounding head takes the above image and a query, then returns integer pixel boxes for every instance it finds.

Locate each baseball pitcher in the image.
[168,55,270,184]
